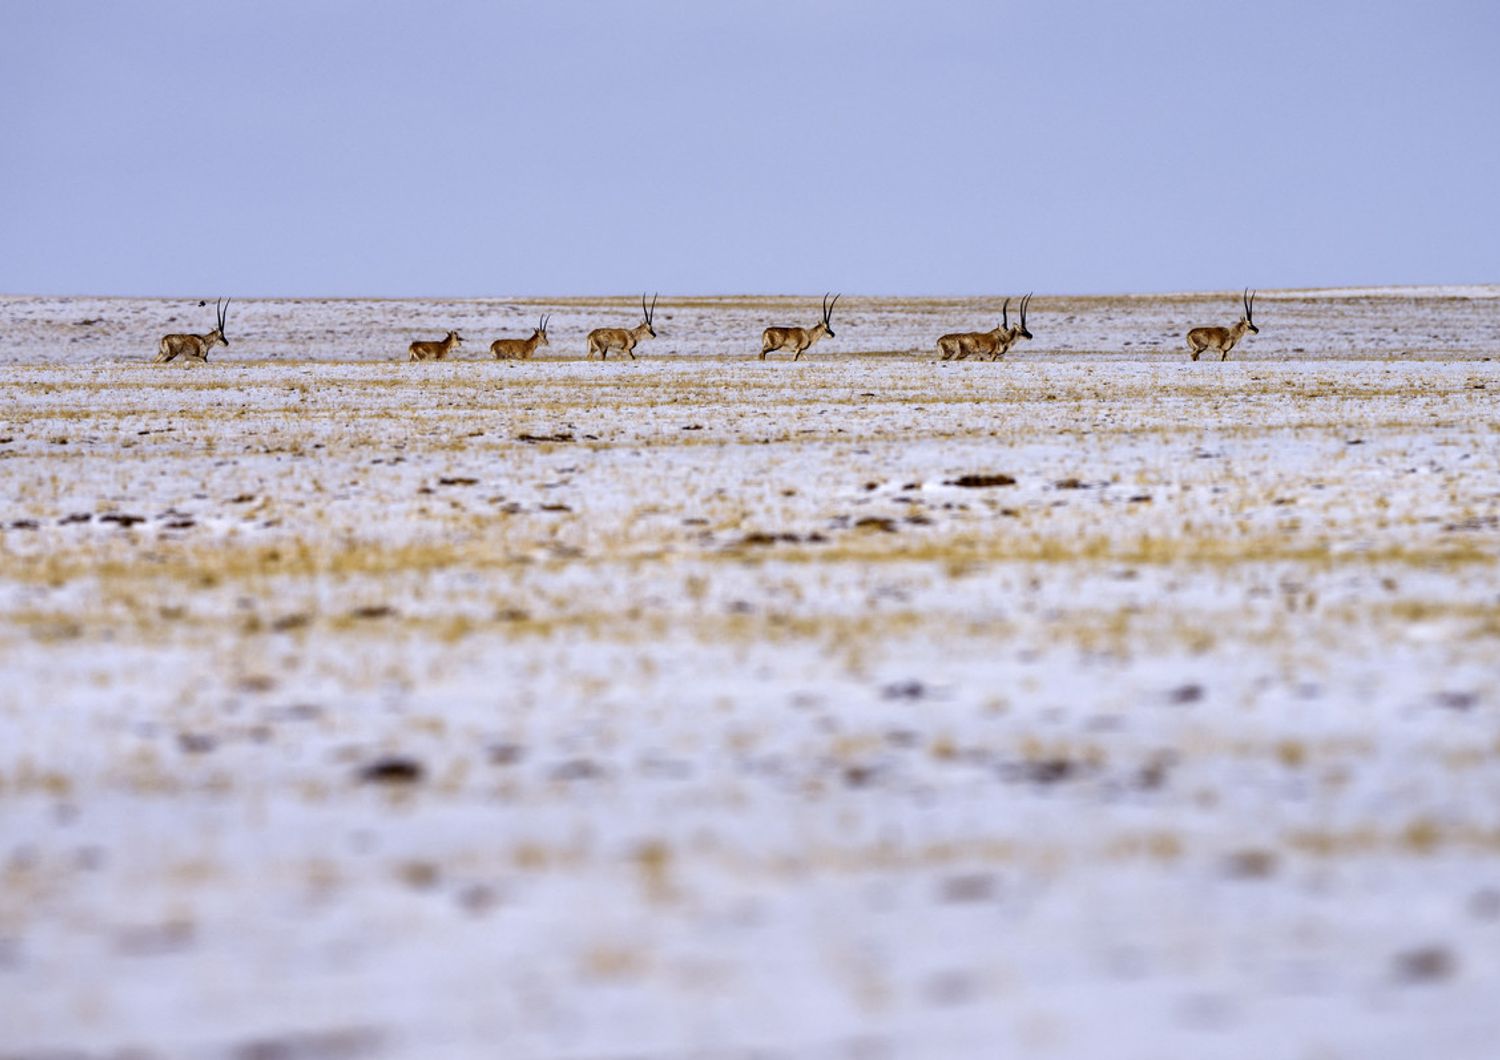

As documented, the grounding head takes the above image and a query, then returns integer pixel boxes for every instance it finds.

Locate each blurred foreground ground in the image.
[1,290,1498,1058]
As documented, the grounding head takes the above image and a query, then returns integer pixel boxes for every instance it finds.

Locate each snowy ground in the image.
[1,291,1498,1058]
[3,286,1498,366]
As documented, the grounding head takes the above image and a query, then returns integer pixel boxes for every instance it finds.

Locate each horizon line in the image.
[2,282,1498,303]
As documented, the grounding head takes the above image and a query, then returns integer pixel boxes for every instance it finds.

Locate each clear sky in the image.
[2,1,1497,297]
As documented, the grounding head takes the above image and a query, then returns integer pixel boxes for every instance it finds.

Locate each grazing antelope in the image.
[408,330,463,362]
[760,293,840,361]
[155,299,230,364]
[587,293,658,360]
[491,314,550,360]
[1187,289,1258,361]
[937,294,1034,361]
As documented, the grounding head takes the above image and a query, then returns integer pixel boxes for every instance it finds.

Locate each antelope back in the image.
[409,331,461,361]
[762,325,809,352]
[588,327,635,358]
[937,327,1003,361]
[156,333,214,363]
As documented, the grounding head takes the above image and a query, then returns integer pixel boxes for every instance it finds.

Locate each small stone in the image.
[457,883,500,915]
[177,732,217,754]
[881,680,927,701]
[940,873,999,903]
[1015,758,1078,785]
[1394,945,1456,983]
[1223,849,1279,879]
[358,756,425,785]
[395,860,441,889]
[550,758,605,782]
[946,474,1016,488]
[487,742,525,766]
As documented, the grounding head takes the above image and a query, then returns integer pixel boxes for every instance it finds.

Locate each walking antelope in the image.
[491,315,550,360]
[760,293,840,361]
[937,294,1033,361]
[408,330,463,362]
[1187,289,1258,361]
[155,299,230,363]
[587,293,658,359]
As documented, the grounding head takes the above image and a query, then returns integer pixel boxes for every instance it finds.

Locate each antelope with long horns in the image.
[937,294,1033,361]
[155,299,230,364]
[587,293,658,360]
[491,315,550,360]
[1187,289,1258,361]
[760,293,840,361]
[408,330,463,362]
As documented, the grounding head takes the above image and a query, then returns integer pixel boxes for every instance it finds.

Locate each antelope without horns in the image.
[937,293,1033,361]
[155,299,230,364]
[760,293,840,361]
[587,294,657,360]
[491,315,550,360]
[408,330,463,362]
[1187,289,1258,361]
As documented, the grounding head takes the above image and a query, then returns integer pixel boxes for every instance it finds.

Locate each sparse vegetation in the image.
[1,291,1497,1056]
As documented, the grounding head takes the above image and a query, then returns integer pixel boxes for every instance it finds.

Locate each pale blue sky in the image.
[2,0,1497,297]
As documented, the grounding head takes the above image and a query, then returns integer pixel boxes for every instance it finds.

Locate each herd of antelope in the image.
[153,290,1264,365]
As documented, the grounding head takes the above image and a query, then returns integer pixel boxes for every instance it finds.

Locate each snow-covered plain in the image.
[1,290,1498,1058]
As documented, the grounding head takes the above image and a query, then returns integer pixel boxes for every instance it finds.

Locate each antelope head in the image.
[818,292,840,337]
[1016,293,1033,341]
[536,314,551,347]
[639,292,658,338]
[210,299,230,347]
[1240,289,1259,334]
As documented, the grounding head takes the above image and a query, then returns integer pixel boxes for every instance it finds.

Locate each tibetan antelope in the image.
[1187,289,1258,361]
[155,299,230,364]
[587,293,658,359]
[937,294,1034,362]
[760,293,840,361]
[491,315,550,360]
[408,330,463,362]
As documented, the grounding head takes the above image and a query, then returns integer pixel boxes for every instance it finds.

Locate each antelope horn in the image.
[1002,297,1010,330]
